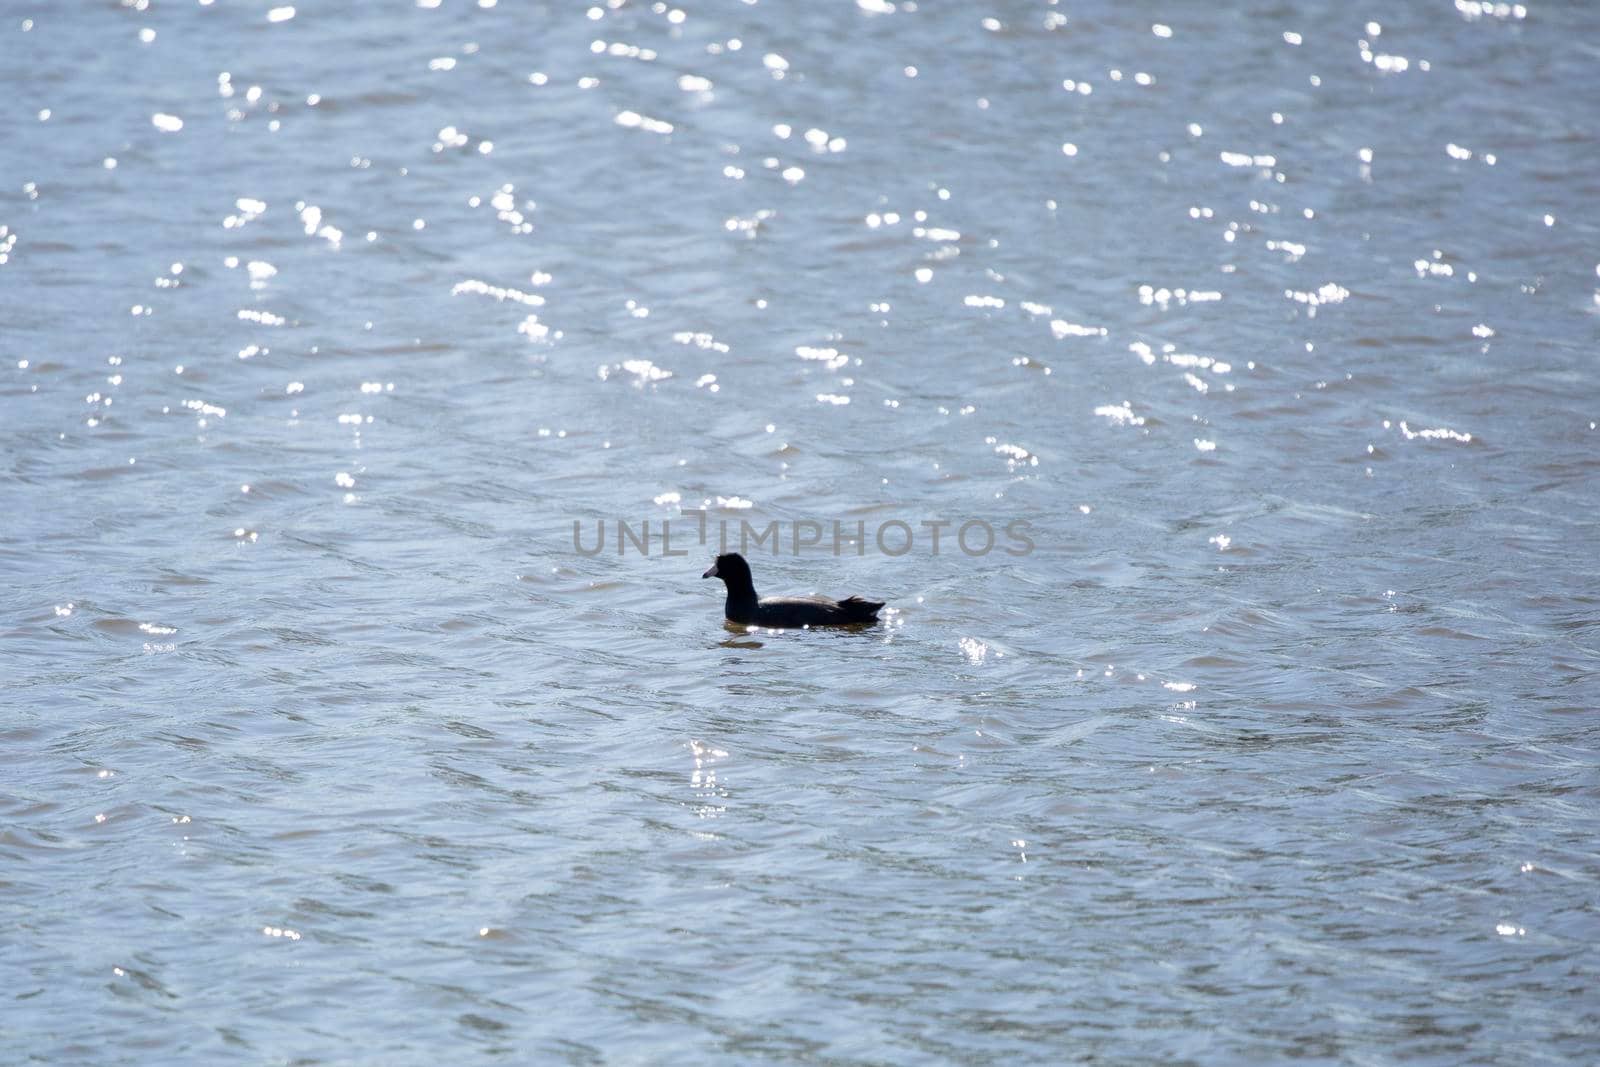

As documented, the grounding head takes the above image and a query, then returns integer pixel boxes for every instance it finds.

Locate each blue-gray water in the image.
[3,2,1598,1063]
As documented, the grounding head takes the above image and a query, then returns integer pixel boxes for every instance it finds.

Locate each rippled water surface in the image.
[4,1,1599,1062]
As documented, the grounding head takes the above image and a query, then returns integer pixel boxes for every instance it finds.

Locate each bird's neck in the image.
[724,584,759,618]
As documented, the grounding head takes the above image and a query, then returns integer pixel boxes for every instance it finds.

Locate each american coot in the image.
[702,553,884,627]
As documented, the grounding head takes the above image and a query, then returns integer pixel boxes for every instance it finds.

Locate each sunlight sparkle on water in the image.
[1094,402,1146,427]
[615,110,674,135]
[675,331,730,353]
[452,279,545,307]
[1398,422,1473,443]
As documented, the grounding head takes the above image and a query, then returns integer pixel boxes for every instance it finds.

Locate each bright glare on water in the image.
[3,1,1598,1062]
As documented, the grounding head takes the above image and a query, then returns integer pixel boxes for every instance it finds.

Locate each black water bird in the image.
[702,553,884,628]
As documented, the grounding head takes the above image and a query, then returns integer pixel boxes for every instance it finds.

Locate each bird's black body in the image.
[702,553,884,627]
